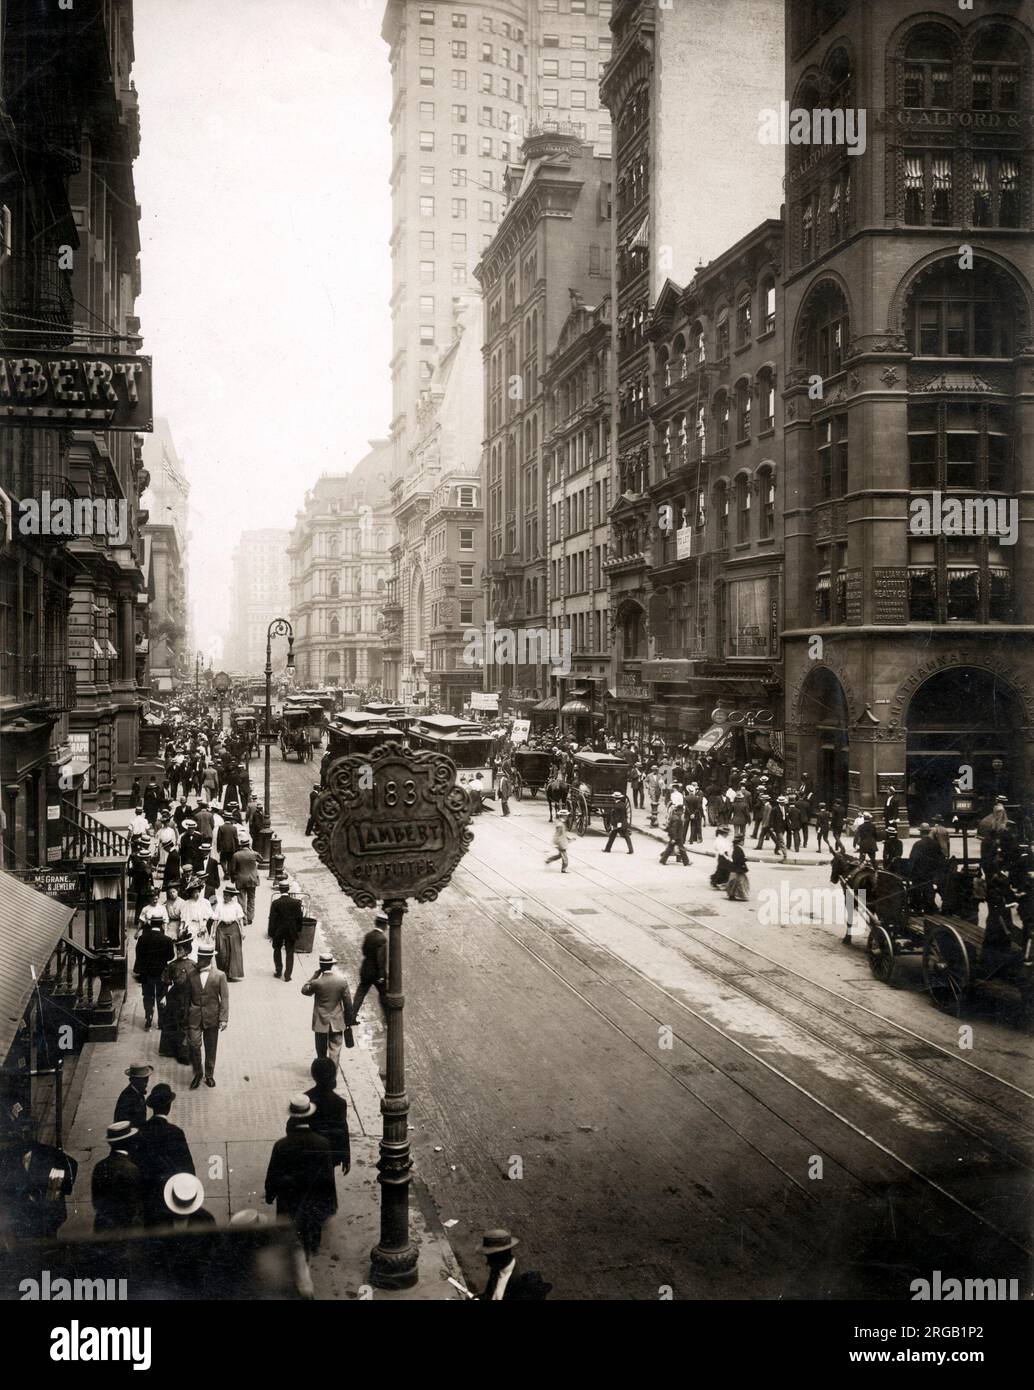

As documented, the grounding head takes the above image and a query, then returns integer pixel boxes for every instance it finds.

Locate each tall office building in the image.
[141,418,192,690]
[382,1,614,480]
[224,531,293,675]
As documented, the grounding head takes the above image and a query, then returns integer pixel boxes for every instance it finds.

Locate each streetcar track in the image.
[496,811,1034,1120]
[450,830,1033,1259]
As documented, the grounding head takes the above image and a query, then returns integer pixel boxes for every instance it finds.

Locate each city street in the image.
[269,753,1034,1301]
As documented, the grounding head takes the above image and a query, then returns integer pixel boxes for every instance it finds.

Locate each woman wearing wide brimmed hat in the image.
[214,885,246,981]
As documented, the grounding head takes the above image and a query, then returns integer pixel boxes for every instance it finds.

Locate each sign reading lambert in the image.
[0,351,153,431]
[311,742,473,909]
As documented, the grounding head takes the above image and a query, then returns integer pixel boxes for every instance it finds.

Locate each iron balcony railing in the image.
[0,658,76,712]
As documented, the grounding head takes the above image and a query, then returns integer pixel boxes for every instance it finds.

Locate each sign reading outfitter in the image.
[0,352,153,431]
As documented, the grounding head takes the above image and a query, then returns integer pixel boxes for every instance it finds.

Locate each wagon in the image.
[858,866,1034,1014]
[512,747,554,800]
[565,752,631,836]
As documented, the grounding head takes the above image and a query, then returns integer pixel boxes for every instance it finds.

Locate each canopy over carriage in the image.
[565,751,630,836]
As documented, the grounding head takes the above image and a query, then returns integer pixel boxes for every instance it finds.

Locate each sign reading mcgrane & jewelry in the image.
[1,351,153,431]
[311,742,473,908]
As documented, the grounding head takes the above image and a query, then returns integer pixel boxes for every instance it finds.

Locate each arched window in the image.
[621,606,644,660]
[758,467,776,540]
[826,46,852,109]
[736,294,752,347]
[972,26,1021,111]
[715,307,730,360]
[736,475,752,544]
[329,576,340,598]
[757,367,776,431]
[714,390,730,450]
[714,480,730,549]
[735,379,752,442]
[760,279,776,334]
[329,615,339,637]
[903,26,956,109]
[327,534,339,558]
[907,262,1017,358]
[802,282,850,377]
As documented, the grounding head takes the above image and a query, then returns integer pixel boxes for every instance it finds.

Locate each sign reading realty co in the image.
[0,351,153,431]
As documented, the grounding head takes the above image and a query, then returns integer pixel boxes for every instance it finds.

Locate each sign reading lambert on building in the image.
[0,352,153,431]
[311,744,473,909]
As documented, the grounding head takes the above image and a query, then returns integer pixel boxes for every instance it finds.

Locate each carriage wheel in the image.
[622,794,631,820]
[866,925,896,985]
[568,795,588,836]
[923,925,972,1013]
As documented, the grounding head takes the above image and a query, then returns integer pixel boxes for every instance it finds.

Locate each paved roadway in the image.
[265,749,1034,1301]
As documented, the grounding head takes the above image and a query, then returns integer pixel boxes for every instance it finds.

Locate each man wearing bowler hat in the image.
[186,943,229,1089]
[114,1062,153,1134]
[350,913,388,1024]
[92,1121,144,1233]
[268,878,304,982]
[135,1082,195,1225]
[602,791,634,854]
[301,952,353,1063]
[475,1228,552,1301]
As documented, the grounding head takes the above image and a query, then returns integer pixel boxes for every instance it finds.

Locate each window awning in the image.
[561,699,592,715]
[0,871,76,1063]
[533,697,559,712]
[629,215,649,249]
[692,724,731,752]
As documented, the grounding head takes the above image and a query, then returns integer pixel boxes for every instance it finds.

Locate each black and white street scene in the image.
[1,0,1033,1343]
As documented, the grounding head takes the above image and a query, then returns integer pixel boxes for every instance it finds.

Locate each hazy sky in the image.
[133,0,393,657]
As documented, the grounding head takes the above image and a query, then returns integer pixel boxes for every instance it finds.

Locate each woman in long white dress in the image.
[179,881,210,962]
[214,885,246,981]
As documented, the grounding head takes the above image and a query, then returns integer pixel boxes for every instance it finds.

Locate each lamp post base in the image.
[369,1242,419,1291]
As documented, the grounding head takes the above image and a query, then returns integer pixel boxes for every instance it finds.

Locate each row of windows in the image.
[417,10,527,42]
[418,262,468,286]
[900,25,1024,112]
[816,540,1012,626]
[418,131,514,160]
[418,196,498,221]
[419,37,526,72]
[902,150,1021,229]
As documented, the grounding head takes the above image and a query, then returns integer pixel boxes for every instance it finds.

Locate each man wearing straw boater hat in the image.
[186,943,229,1089]
[474,1228,552,1301]
[301,952,353,1063]
[264,1094,337,1279]
[160,1172,215,1227]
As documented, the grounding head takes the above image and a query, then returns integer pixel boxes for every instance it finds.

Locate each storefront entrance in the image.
[799,668,849,808]
[905,666,1021,822]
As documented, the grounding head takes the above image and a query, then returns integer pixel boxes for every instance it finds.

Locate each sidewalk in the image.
[63,865,464,1301]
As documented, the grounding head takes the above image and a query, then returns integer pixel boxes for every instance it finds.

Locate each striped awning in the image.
[629,215,649,250]
[0,871,76,1063]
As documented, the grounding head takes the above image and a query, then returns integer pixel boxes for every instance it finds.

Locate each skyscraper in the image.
[381,1,614,479]
[225,531,293,675]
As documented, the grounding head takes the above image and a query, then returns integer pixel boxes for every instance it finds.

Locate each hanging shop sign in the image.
[0,352,153,431]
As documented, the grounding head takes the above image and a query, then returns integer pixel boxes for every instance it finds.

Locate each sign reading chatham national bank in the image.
[1,351,153,431]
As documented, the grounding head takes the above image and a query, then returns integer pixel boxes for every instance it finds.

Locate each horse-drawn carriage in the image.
[511,747,554,801]
[565,752,631,836]
[832,856,1034,1015]
[230,711,257,758]
[280,703,321,761]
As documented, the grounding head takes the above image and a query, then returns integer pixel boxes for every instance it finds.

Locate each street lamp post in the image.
[260,618,294,862]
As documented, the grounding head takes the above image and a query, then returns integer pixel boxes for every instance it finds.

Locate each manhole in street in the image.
[568,909,598,915]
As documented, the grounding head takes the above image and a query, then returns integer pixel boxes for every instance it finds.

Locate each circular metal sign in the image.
[213,671,231,692]
[312,742,473,908]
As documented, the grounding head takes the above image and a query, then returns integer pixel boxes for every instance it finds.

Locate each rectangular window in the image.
[420,230,435,250]
[571,61,586,78]
[452,68,467,88]
[542,88,559,107]
[451,167,467,186]
[420,324,435,344]
[727,577,775,657]
[460,601,474,624]
[451,40,467,57]
[452,133,467,155]
[480,105,493,125]
[419,165,435,185]
[419,67,435,86]
[419,9,435,24]
[419,101,435,119]
[419,295,435,316]
[451,232,467,251]
[543,34,559,48]
[452,12,466,27]
[571,35,587,48]
[481,73,493,92]
[480,136,492,156]
[420,195,435,217]
[419,37,435,56]
[451,198,466,217]
[481,42,493,61]
[452,264,467,285]
[459,528,474,550]
[458,486,475,507]
[452,103,467,123]
[419,129,435,150]
[571,0,587,11]
[480,199,493,221]
[459,564,474,586]
[571,90,587,108]
[420,260,435,282]
[543,59,559,77]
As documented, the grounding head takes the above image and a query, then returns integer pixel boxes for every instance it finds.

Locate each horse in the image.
[546,771,569,823]
[829,851,879,944]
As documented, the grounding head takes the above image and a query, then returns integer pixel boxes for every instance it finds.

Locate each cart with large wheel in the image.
[565,752,631,836]
[512,747,554,801]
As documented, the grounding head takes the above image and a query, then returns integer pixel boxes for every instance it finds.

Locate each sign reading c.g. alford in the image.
[311,743,472,909]
[1,352,153,431]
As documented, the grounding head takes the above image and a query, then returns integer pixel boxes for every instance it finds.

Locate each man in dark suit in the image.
[134,1083,195,1225]
[135,916,174,1030]
[186,944,229,1089]
[883,787,903,829]
[264,1095,337,1258]
[602,793,634,854]
[350,915,388,1023]
[305,1058,350,1174]
[216,817,239,878]
[268,880,303,982]
[114,1062,152,1133]
[301,953,353,1063]
[92,1122,144,1232]
[475,1228,551,1301]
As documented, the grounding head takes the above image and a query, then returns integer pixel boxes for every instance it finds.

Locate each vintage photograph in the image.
[0,0,1031,1347]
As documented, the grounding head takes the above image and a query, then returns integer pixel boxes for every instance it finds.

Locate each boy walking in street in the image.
[546,819,571,872]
